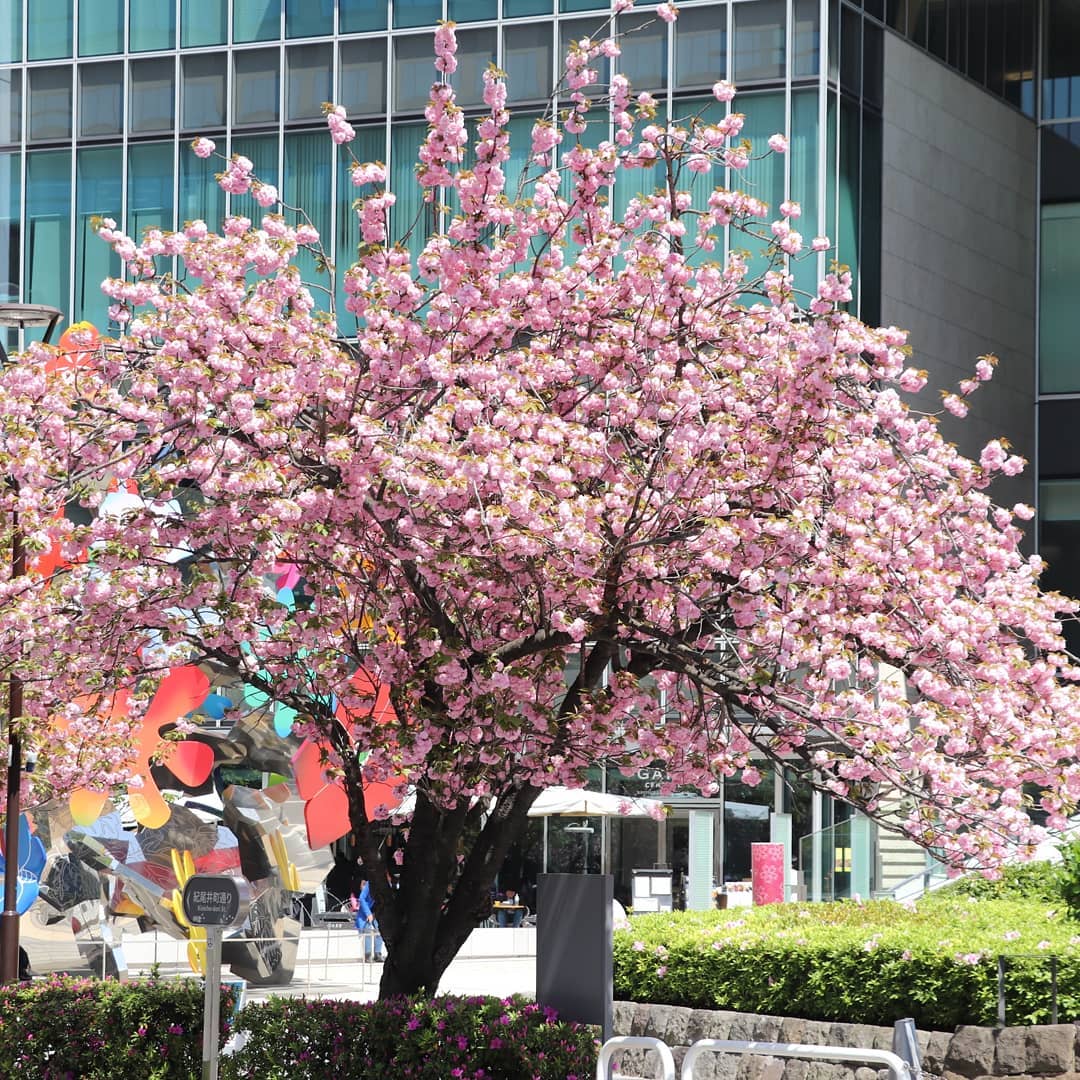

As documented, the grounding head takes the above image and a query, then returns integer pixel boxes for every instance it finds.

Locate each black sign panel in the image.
[182,874,248,927]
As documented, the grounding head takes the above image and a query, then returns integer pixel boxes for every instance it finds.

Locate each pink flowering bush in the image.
[222,993,596,1079]
[0,975,235,1078]
[615,898,1080,1028]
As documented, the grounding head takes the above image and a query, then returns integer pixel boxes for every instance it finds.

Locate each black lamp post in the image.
[0,303,63,984]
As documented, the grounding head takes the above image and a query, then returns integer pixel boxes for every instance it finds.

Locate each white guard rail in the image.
[596,1036,676,1080]
[681,1040,913,1080]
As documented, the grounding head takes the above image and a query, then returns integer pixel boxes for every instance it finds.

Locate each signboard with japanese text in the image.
[182,874,250,927]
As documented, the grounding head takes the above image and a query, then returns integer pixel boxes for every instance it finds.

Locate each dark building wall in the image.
[878,31,1037,511]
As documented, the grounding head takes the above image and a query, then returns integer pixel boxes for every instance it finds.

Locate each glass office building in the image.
[1,0,1066,899]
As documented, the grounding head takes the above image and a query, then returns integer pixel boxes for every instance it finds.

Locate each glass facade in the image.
[1,0,883,332]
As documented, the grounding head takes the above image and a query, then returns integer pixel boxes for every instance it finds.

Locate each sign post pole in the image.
[202,926,222,1080]
[182,874,251,1080]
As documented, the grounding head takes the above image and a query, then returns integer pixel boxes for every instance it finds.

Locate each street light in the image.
[0,303,63,984]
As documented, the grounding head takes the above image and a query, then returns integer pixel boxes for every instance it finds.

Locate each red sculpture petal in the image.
[291,738,328,801]
[169,740,215,787]
[303,783,350,848]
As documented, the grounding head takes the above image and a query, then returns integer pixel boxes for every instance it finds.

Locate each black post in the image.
[0,516,23,984]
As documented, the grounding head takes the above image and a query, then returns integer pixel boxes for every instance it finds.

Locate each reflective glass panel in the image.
[339,38,387,116]
[0,70,20,145]
[0,152,19,300]
[617,12,667,93]
[560,0,605,12]
[75,146,122,328]
[29,0,73,60]
[26,150,72,317]
[453,28,497,109]
[285,0,333,38]
[450,0,496,21]
[1,0,20,63]
[394,0,440,30]
[340,0,387,33]
[182,0,227,47]
[1044,0,1080,121]
[179,149,225,231]
[29,67,73,142]
[394,34,437,113]
[675,4,727,89]
[79,0,124,56]
[79,62,124,138]
[285,130,332,300]
[232,132,279,192]
[182,53,227,131]
[127,142,175,237]
[235,0,281,42]
[503,24,553,104]
[130,58,176,134]
[1041,203,1080,394]
[789,88,820,302]
[793,0,819,78]
[287,43,332,121]
[734,0,785,82]
[130,0,177,51]
[504,0,551,15]
[390,120,432,265]
[1039,479,1080,656]
[234,49,281,125]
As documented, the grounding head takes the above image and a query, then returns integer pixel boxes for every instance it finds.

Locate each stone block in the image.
[657,1005,693,1049]
[945,1027,997,1078]
[924,1030,953,1073]
[783,1059,811,1080]
[612,1000,635,1036]
[779,1018,809,1044]
[690,1007,727,1043]
[995,1027,1029,1075]
[1024,1026,1076,1075]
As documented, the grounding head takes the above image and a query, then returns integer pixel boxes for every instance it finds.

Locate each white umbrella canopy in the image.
[527,786,664,819]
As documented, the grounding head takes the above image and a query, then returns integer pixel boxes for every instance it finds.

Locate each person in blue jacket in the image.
[352,878,384,962]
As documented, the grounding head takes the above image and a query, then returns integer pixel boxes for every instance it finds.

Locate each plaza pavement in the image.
[20,918,538,1003]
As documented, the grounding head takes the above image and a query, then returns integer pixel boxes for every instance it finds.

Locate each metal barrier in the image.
[680,1040,913,1080]
[595,1036,676,1080]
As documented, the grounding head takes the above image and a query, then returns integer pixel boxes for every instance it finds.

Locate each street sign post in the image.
[182,875,251,1080]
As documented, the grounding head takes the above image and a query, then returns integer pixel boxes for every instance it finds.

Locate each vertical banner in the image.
[751,842,786,906]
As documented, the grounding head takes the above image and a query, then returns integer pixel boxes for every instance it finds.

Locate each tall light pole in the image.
[0,303,63,984]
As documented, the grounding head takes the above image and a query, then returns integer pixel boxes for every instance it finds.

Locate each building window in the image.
[26,150,72,315]
[1039,479,1080,657]
[182,0,228,49]
[182,54,227,132]
[286,0,333,39]
[733,0,785,84]
[235,0,281,43]
[0,70,20,146]
[503,24,553,105]
[75,146,122,328]
[130,0,177,52]
[1040,203,1080,395]
[130,58,176,135]
[79,63,124,139]
[79,0,124,57]
[234,49,281,126]
[675,4,727,90]
[127,141,175,237]
[340,0,387,33]
[617,11,667,94]
[450,0,495,21]
[394,34,437,114]
[395,0,441,31]
[29,0,73,61]
[287,43,333,122]
[29,67,73,143]
[453,28,497,110]
[339,39,387,117]
[1,0,21,64]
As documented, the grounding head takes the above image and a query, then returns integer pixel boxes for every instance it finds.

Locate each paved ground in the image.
[20,917,537,1002]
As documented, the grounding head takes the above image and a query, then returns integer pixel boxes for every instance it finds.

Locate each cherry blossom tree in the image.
[3,12,1080,996]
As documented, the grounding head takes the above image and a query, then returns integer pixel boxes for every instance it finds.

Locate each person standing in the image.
[352,878,384,962]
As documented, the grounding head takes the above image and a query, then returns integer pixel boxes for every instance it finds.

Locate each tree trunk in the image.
[343,776,541,999]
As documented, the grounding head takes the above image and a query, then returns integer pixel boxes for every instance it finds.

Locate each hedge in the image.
[223,994,597,1079]
[0,975,235,1079]
[0,980,596,1080]
[613,897,1080,1029]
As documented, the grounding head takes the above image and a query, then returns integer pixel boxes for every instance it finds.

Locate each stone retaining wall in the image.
[612,1002,1079,1080]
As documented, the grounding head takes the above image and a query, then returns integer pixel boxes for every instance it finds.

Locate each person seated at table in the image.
[496,886,522,928]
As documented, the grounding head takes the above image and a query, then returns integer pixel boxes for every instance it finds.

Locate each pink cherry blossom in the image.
[191,137,216,159]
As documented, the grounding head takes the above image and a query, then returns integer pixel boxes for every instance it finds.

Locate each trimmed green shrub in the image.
[614,898,1080,1029]
[0,975,235,1079]
[221,993,598,1079]
[937,861,1061,904]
